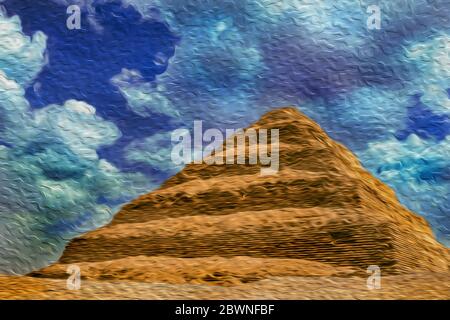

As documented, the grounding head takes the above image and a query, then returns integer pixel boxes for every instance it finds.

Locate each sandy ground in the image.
[1,272,449,300]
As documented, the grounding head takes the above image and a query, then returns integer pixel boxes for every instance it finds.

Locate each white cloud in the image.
[111,69,180,118]
[0,12,47,85]
[0,73,149,273]
[33,100,121,160]
[304,87,411,150]
[405,33,450,114]
[0,13,151,274]
[358,134,450,243]
[125,131,184,173]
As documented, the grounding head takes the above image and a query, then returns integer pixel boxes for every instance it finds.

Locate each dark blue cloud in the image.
[396,97,450,141]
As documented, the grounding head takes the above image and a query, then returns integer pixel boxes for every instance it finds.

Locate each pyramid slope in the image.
[45,107,449,275]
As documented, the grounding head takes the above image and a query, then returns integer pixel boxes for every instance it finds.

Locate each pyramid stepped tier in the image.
[31,256,357,286]
[36,107,449,280]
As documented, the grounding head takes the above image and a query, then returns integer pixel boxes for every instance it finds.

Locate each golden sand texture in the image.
[31,256,357,285]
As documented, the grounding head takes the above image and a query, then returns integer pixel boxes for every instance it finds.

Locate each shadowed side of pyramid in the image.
[41,107,449,276]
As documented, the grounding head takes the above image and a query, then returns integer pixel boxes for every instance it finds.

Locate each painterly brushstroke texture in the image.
[0,0,448,274]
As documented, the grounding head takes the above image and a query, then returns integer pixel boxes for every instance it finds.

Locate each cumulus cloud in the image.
[297,87,413,151]
[111,69,180,118]
[405,34,450,115]
[117,0,450,153]
[0,13,149,274]
[358,134,450,245]
[0,73,148,274]
[120,0,449,136]
[33,100,121,160]
[0,10,47,85]
[125,131,184,174]
[112,18,265,127]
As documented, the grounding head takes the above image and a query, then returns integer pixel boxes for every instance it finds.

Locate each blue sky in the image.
[0,0,449,273]
[3,0,179,179]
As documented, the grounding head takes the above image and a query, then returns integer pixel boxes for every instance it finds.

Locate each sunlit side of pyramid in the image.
[37,107,449,278]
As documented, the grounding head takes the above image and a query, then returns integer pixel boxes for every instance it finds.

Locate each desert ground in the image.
[1,271,449,299]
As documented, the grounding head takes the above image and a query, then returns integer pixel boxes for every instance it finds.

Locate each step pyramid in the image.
[36,107,449,278]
